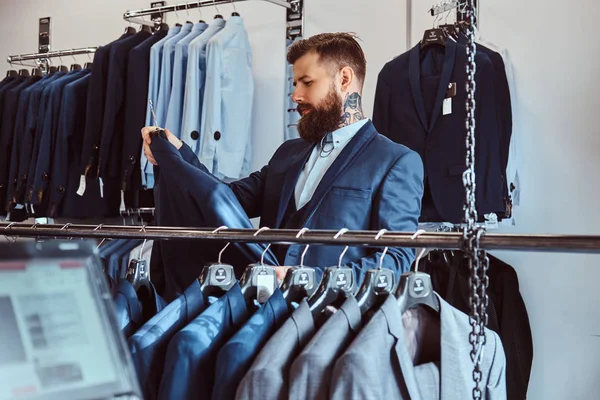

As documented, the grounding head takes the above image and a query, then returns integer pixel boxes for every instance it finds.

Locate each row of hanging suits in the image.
[105,236,507,400]
[373,24,520,224]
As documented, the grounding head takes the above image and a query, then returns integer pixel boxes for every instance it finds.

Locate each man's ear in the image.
[340,66,354,92]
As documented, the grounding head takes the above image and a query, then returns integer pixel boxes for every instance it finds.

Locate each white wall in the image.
[1,1,599,399]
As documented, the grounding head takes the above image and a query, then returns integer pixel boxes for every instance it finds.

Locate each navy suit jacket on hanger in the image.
[373,39,505,223]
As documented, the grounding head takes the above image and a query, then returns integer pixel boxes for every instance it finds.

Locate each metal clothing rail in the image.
[7,47,99,64]
[2,223,600,253]
[123,0,303,38]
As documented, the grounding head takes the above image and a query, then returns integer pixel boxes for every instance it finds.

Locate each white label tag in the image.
[99,177,104,198]
[119,191,126,212]
[76,175,86,196]
[484,213,499,230]
[443,97,452,115]
[14,204,24,210]
[256,272,274,304]
[30,204,35,214]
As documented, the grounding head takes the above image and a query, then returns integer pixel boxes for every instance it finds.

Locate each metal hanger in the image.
[3,222,18,244]
[213,0,224,19]
[355,229,397,315]
[94,224,107,249]
[281,228,320,304]
[396,230,440,314]
[231,0,240,16]
[197,0,206,23]
[198,226,236,298]
[239,227,277,305]
[307,228,357,317]
[70,51,82,71]
[421,3,449,50]
[125,226,152,291]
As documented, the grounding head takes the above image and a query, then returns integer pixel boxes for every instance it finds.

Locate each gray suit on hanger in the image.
[235,299,315,400]
[330,293,507,400]
[288,297,362,400]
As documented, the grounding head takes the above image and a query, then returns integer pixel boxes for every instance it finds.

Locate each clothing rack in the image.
[123,0,304,39]
[7,47,99,64]
[2,222,600,253]
[430,1,461,16]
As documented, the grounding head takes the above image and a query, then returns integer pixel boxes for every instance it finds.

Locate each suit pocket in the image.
[329,187,371,200]
[316,187,372,229]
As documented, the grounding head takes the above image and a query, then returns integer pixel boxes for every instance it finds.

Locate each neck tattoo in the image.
[339,92,365,128]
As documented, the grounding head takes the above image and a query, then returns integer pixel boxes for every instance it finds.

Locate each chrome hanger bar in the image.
[2,223,600,254]
[124,0,290,21]
[7,47,99,64]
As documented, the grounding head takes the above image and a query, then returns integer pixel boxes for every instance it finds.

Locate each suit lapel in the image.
[428,38,457,132]
[274,142,314,229]
[299,121,377,228]
[409,44,429,132]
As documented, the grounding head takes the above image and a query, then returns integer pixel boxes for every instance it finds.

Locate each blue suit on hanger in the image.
[128,280,207,400]
[113,278,167,338]
[149,135,279,301]
[212,289,291,400]
[158,283,252,400]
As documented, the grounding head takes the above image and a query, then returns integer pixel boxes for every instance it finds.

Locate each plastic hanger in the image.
[6,70,17,77]
[281,228,320,305]
[18,69,30,77]
[69,51,81,71]
[31,68,43,77]
[196,1,206,23]
[239,227,277,305]
[125,226,152,291]
[198,226,236,298]
[307,228,357,316]
[421,11,448,50]
[396,230,440,314]
[356,229,397,315]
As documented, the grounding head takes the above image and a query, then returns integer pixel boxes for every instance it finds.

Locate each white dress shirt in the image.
[294,118,370,209]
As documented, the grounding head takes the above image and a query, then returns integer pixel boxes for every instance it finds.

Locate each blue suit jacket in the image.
[150,136,279,301]
[373,40,505,223]
[113,278,167,338]
[179,120,423,284]
[158,283,251,400]
[212,288,291,400]
[129,280,206,400]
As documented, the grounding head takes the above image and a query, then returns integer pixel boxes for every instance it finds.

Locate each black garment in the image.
[122,30,168,194]
[0,76,38,213]
[98,30,152,181]
[80,31,133,178]
[373,39,506,223]
[418,251,533,400]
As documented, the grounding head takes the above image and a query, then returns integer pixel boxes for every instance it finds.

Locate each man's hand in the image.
[274,266,292,284]
[141,126,183,166]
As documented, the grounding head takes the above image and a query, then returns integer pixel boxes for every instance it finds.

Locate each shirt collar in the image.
[193,22,208,32]
[321,118,370,150]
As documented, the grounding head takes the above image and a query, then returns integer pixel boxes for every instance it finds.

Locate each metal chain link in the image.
[460,1,490,399]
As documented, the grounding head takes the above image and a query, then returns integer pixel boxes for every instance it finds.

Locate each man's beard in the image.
[296,88,342,143]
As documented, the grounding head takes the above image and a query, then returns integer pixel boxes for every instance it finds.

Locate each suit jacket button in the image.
[129,155,136,164]
[0,184,4,189]
[191,131,200,140]
[42,172,49,181]
[93,145,99,151]
[214,131,221,141]
[57,185,65,193]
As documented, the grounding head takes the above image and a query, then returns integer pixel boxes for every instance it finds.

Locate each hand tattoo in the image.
[339,92,365,127]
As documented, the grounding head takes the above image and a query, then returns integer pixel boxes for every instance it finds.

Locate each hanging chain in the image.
[460,1,490,400]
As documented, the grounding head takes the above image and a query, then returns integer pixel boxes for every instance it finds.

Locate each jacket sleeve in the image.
[486,331,508,400]
[346,150,424,278]
[372,72,391,137]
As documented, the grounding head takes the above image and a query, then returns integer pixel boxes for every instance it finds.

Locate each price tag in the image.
[119,191,126,212]
[76,175,86,196]
[99,178,104,198]
[256,269,275,304]
[443,97,452,115]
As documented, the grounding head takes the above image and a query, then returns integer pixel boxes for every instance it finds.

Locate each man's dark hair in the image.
[287,32,367,87]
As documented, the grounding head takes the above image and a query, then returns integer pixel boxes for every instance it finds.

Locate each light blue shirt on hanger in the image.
[199,16,254,180]
[295,119,370,209]
[141,25,181,189]
[156,22,193,126]
[180,18,226,155]
[165,22,208,137]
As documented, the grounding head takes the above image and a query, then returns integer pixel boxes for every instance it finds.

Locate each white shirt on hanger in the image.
[294,119,369,210]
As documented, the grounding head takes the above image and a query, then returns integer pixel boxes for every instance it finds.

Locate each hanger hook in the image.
[296,228,310,267]
[410,229,428,272]
[94,224,106,249]
[197,0,204,19]
[231,0,237,13]
[375,229,389,270]
[4,222,18,244]
[60,223,73,241]
[138,225,148,259]
[212,226,230,263]
[213,0,220,14]
[185,2,191,18]
[333,228,349,269]
[253,227,272,266]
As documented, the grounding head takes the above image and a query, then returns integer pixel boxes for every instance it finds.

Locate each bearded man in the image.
[142,32,424,284]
